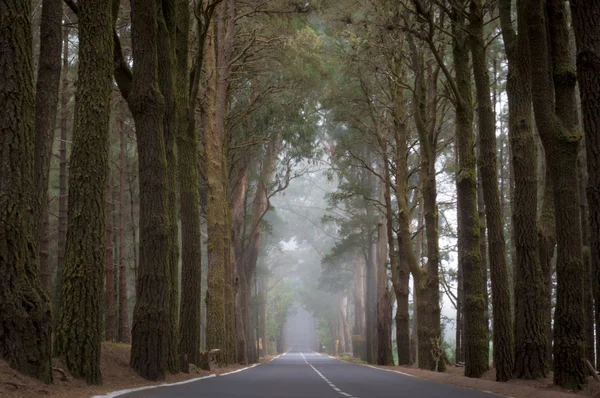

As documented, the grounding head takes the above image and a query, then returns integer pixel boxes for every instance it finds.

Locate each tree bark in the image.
[54,0,113,384]
[498,0,548,379]
[106,169,116,342]
[469,0,514,381]
[156,0,180,373]
[452,7,488,378]
[231,165,249,364]
[177,0,202,369]
[54,26,70,323]
[570,0,600,372]
[526,0,586,389]
[376,211,394,366]
[34,0,63,294]
[0,0,53,383]
[128,0,172,380]
[117,102,130,344]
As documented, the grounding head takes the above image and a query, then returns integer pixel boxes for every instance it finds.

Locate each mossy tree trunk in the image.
[54,26,71,323]
[156,0,180,374]
[204,17,227,361]
[33,0,63,294]
[452,6,488,378]
[469,0,514,381]
[0,0,53,383]
[409,35,446,372]
[231,164,249,364]
[570,0,600,371]
[128,0,171,381]
[526,0,586,389]
[105,169,117,342]
[54,0,113,385]
[117,102,130,344]
[498,0,548,380]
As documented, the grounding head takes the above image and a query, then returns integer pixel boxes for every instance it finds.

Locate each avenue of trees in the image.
[1,0,599,393]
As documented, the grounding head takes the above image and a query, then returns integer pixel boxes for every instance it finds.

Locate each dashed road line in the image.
[301,352,357,398]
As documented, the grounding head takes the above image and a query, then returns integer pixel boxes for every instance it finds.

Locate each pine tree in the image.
[0,0,53,383]
[54,0,113,384]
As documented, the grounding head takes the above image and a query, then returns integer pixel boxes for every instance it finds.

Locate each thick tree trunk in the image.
[469,0,514,380]
[498,0,548,379]
[452,10,488,377]
[128,0,171,381]
[54,0,113,384]
[156,0,180,374]
[34,0,63,294]
[579,154,595,366]
[106,170,116,342]
[117,103,130,344]
[54,27,70,322]
[526,0,586,389]
[570,0,600,372]
[0,0,53,383]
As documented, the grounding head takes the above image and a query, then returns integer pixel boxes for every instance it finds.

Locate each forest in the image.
[1,0,599,396]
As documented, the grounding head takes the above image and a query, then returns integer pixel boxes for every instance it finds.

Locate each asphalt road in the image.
[115,346,502,398]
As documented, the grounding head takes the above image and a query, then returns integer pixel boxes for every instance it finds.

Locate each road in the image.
[115,346,502,398]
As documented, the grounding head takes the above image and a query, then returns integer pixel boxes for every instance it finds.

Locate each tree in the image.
[570,0,600,372]
[498,0,548,380]
[128,0,172,380]
[526,0,586,389]
[469,0,514,381]
[0,0,53,383]
[54,0,113,384]
[33,0,63,294]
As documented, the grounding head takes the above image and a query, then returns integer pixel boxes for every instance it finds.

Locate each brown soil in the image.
[373,364,596,398]
[0,343,249,398]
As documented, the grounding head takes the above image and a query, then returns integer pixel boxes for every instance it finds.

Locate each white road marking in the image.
[218,364,259,376]
[90,375,217,398]
[92,355,279,398]
[363,364,418,378]
[301,352,357,398]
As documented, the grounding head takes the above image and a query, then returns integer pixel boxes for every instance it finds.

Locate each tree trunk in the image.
[0,0,53,383]
[177,0,208,368]
[117,102,130,344]
[386,79,411,367]
[54,27,70,323]
[470,0,514,380]
[353,253,366,337]
[105,169,116,342]
[128,0,171,381]
[498,0,548,379]
[243,138,278,362]
[365,236,377,364]
[570,0,600,371]
[34,0,63,294]
[452,8,488,377]
[526,0,586,389]
[376,209,394,366]
[231,165,249,364]
[579,153,595,366]
[156,0,180,374]
[54,0,113,384]
[204,17,227,362]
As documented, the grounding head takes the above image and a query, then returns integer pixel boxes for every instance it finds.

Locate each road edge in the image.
[91,354,283,398]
